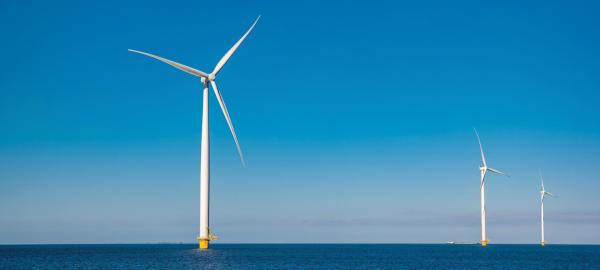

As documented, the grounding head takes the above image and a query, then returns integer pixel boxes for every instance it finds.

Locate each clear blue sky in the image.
[1,0,599,244]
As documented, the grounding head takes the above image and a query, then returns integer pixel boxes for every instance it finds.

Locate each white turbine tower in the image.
[474,129,509,246]
[539,171,554,246]
[129,16,260,249]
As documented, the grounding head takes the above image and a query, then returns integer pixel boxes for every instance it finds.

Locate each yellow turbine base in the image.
[199,239,209,249]
[541,241,545,247]
[481,240,487,246]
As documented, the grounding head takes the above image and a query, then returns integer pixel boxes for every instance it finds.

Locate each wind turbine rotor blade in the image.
[210,80,245,166]
[539,170,545,191]
[541,180,545,191]
[474,128,487,167]
[487,167,509,177]
[128,49,209,78]
[545,192,554,197]
[211,16,260,76]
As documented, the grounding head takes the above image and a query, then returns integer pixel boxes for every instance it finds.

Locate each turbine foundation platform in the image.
[481,240,487,246]
[198,237,209,249]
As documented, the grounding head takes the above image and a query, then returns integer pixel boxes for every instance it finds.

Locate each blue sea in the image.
[1,244,599,269]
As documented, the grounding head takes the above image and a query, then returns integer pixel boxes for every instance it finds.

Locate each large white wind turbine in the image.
[539,171,554,246]
[129,16,260,249]
[474,129,509,246]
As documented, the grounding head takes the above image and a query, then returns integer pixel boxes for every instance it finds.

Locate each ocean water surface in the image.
[1,244,599,269]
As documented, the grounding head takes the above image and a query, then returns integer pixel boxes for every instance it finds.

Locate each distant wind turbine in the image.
[539,171,554,246]
[129,16,260,249]
[474,129,509,246]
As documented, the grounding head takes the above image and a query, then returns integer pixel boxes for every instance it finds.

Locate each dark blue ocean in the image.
[1,244,599,269]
